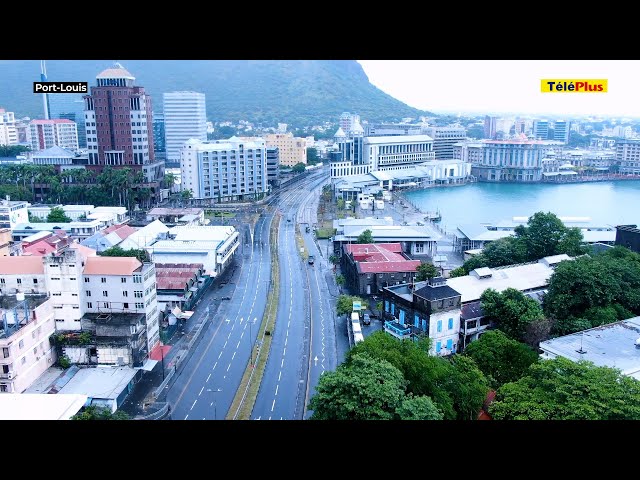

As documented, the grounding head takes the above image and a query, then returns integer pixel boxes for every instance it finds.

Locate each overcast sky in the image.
[358,60,639,118]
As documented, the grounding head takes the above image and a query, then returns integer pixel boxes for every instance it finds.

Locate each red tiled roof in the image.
[358,260,421,274]
[157,278,191,290]
[346,243,421,274]
[84,256,141,275]
[0,256,44,274]
[102,224,137,240]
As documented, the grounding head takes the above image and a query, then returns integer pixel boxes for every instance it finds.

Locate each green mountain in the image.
[0,60,428,126]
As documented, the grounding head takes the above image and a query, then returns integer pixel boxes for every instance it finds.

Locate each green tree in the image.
[307,147,320,165]
[181,188,193,200]
[490,357,640,420]
[72,406,130,420]
[0,145,30,157]
[514,211,586,259]
[415,262,439,281]
[480,288,545,342]
[335,274,345,288]
[164,172,177,190]
[47,206,72,223]
[28,212,43,223]
[448,266,467,278]
[356,229,374,244]
[291,162,306,174]
[336,198,345,210]
[395,395,443,420]
[328,254,339,266]
[58,355,71,369]
[336,294,367,317]
[445,355,490,420]
[464,330,539,388]
[481,237,527,267]
[99,246,150,263]
[308,353,407,420]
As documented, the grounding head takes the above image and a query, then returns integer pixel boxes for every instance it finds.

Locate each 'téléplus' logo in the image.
[541,79,607,93]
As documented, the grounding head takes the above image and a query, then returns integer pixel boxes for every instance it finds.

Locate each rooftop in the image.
[539,317,640,379]
[0,294,48,311]
[58,366,139,400]
[148,207,203,217]
[83,312,146,326]
[96,63,135,80]
[0,256,44,274]
[29,119,74,125]
[169,225,236,242]
[364,134,434,144]
[344,243,421,274]
[83,256,142,275]
[414,281,461,301]
[31,145,76,158]
[0,394,87,420]
[446,256,572,303]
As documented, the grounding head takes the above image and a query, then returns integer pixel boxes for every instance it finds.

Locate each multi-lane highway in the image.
[166,170,329,419]
[252,171,335,420]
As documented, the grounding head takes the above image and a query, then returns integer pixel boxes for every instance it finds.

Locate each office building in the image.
[483,116,497,139]
[615,140,640,175]
[532,120,549,140]
[264,133,307,167]
[152,112,166,162]
[83,63,164,199]
[163,92,207,165]
[423,126,467,160]
[553,120,570,143]
[339,112,361,136]
[266,146,280,187]
[0,200,28,229]
[180,137,268,201]
[28,119,79,152]
[0,109,18,146]
[48,93,87,148]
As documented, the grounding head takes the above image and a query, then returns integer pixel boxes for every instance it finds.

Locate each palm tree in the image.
[164,172,177,191]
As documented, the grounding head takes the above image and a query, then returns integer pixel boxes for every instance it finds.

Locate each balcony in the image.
[384,321,412,340]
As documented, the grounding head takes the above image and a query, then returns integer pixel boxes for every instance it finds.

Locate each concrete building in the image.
[615,140,640,175]
[80,224,137,252]
[615,225,640,253]
[118,219,169,250]
[152,112,166,162]
[539,316,640,380]
[0,108,18,146]
[11,220,103,241]
[154,263,208,311]
[472,139,562,182]
[339,112,361,135]
[0,228,11,256]
[28,119,79,152]
[266,146,280,187]
[48,92,87,148]
[0,393,87,419]
[453,141,485,165]
[30,146,89,173]
[382,277,462,356]
[0,256,47,296]
[484,116,498,139]
[82,256,160,355]
[0,199,28,229]
[146,208,204,226]
[0,294,56,393]
[370,161,471,189]
[83,63,164,200]
[22,231,73,256]
[28,204,95,222]
[264,133,307,167]
[163,91,207,164]
[532,120,549,140]
[341,243,422,295]
[87,206,129,227]
[57,365,140,412]
[423,126,467,160]
[148,225,239,276]
[553,120,570,143]
[180,137,268,201]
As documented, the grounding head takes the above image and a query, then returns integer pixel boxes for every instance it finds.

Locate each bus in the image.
[348,311,364,346]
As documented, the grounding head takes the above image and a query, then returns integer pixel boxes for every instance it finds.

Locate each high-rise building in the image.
[163,91,207,165]
[27,119,79,152]
[266,146,280,187]
[553,120,570,143]
[483,116,497,139]
[152,113,166,161]
[423,126,467,160]
[533,120,549,140]
[83,63,164,199]
[0,109,18,146]
[264,133,307,166]
[340,112,361,136]
[48,94,87,148]
[180,137,268,201]
[615,140,640,175]
[472,139,559,182]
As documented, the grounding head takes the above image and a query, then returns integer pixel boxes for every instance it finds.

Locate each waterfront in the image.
[404,180,640,231]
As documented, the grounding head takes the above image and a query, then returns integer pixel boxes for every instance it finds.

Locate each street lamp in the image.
[206,388,222,420]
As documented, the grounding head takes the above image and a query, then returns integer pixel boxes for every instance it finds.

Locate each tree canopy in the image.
[396,395,443,420]
[99,246,150,263]
[415,262,439,281]
[480,288,545,342]
[47,206,72,223]
[336,294,368,317]
[72,405,130,420]
[464,330,539,388]
[490,357,640,420]
[356,229,374,244]
[543,248,640,335]
[291,162,306,174]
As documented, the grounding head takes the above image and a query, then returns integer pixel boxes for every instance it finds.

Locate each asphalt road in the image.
[165,170,328,420]
[252,172,332,420]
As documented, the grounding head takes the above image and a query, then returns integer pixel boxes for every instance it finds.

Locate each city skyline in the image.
[358,60,640,118]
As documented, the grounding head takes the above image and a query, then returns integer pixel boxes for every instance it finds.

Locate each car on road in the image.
[308,255,315,265]
[362,313,371,325]
[305,226,310,233]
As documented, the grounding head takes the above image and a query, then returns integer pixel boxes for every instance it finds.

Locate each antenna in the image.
[40,60,50,120]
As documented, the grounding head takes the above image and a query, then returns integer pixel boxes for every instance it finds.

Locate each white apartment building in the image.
[180,137,268,200]
[615,140,640,175]
[11,220,103,241]
[163,91,207,164]
[364,135,436,172]
[45,248,88,332]
[453,141,485,165]
[28,204,95,222]
[423,126,467,160]
[28,119,79,152]
[0,108,18,146]
[0,256,47,296]
[0,200,29,229]
[0,294,56,393]
[264,133,307,166]
[82,256,160,353]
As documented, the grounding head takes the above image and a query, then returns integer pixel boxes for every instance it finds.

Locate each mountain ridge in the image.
[0,60,429,126]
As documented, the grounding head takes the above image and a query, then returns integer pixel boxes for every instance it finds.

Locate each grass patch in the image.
[205,211,236,219]
[315,228,336,239]
[295,223,308,261]
[226,214,280,420]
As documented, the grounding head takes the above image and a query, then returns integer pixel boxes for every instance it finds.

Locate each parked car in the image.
[362,313,371,325]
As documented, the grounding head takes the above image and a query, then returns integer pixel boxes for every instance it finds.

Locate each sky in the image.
[358,60,640,118]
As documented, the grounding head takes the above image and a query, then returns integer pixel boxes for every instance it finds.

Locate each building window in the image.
[2,347,8,358]
[70,277,76,281]
[21,357,26,365]
[86,291,91,297]
[103,302,109,308]
[102,291,108,297]
[446,339,453,351]
[124,302,129,309]
[55,318,64,322]
[52,292,61,296]
[135,302,144,309]
[123,291,128,297]
[18,340,24,349]
[101,277,106,283]
[84,278,90,283]
[0,279,4,284]
[121,277,127,283]
[17,279,21,284]
[134,291,143,298]
[87,302,92,308]
[448,318,454,330]
[436,341,441,354]
[437,320,442,333]
[33,279,38,284]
